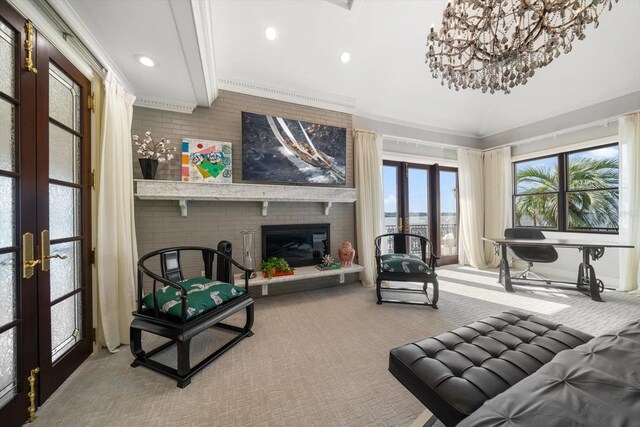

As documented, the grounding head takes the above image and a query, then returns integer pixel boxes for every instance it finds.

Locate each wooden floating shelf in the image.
[134,180,357,217]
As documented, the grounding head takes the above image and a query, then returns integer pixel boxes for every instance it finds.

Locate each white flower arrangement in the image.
[132,131,177,162]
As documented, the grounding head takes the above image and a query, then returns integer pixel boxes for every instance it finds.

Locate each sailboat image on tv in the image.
[266,116,346,183]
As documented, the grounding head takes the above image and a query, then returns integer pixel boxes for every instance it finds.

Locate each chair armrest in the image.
[429,254,439,270]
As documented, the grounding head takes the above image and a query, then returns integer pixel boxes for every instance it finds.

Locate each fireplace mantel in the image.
[134,180,357,217]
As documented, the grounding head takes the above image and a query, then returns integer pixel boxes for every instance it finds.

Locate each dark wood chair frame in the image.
[375,233,440,308]
[130,245,254,388]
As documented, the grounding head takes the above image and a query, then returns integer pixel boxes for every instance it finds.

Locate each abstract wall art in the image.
[181,139,233,183]
[241,112,346,185]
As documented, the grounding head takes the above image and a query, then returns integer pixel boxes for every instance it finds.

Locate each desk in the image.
[483,237,634,301]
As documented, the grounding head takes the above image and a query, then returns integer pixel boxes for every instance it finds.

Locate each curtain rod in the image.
[36,0,107,78]
[353,128,377,135]
[382,134,462,151]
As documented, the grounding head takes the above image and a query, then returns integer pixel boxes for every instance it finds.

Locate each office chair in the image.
[504,228,558,280]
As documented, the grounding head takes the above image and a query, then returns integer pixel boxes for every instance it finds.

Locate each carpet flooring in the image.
[31,266,640,427]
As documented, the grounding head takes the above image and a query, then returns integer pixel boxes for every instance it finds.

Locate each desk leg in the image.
[578,247,604,302]
[500,244,513,292]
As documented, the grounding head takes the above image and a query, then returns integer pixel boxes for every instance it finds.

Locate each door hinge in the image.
[92,327,97,342]
[90,169,95,188]
[89,248,96,265]
[88,92,96,113]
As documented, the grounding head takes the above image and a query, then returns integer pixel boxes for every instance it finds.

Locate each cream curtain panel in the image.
[458,148,486,269]
[96,72,138,351]
[483,147,512,267]
[354,130,384,287]
[618,113,640,292]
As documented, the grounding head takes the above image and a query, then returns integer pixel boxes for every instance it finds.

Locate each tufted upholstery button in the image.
[389,310,593,427]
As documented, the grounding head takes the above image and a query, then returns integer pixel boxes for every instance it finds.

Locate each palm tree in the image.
[515,157,618,230]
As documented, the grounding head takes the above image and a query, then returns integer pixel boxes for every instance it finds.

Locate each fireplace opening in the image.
[261,223,330,267]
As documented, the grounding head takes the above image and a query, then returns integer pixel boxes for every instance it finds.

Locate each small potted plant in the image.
[315,254,341,271]
[133,131,177,179]
[260,257,294,279]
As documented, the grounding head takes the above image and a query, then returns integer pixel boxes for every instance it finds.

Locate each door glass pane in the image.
[50,123,81,183]
[407,168,429,253]
[383,165,399,233]
[0,253,15,327]
[0,99,15,172]
[439,170,458,257]
[51,293,82,363]
[49,63,81,131]
[50,241,81,301]
[0,176,14,247]
[0,327,17,407]
[0,19,15,97]
[49,184,80,240]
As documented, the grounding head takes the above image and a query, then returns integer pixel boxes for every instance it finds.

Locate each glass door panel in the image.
[47,62,84,365]
[439,169,459,262]
[0,327,16,407]
[0,12,18,414]
[382,161,459,266]
[383,164,400,233]
[0,99,15,170]
[0,19,15,97]
[407,167,429,246]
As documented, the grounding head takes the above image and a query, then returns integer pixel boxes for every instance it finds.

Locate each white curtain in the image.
[618,113,640,292]
[354,130,384,287]
[458,148,486,269]
[483,147,512,267]
[96,72,138,351]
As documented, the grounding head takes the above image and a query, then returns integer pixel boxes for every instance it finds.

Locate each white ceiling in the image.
[59,0,640,138]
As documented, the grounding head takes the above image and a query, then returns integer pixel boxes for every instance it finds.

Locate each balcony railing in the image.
[384,224,458,255]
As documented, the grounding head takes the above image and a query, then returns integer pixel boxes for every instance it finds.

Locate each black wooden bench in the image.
[130,244,254,388]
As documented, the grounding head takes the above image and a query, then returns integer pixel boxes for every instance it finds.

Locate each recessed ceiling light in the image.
[265,26,278,41]
[340,51,351,63]
[135,55,157,67]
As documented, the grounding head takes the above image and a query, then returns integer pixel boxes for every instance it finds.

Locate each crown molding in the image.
[479,86,640,139]
[134,96,197,114]
[191,0,218,105]
[217,78,357,114]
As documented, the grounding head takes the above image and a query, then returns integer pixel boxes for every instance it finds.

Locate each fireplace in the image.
[261,223,330,267]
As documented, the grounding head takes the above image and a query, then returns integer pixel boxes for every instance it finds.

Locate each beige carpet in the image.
[31,266,640,427]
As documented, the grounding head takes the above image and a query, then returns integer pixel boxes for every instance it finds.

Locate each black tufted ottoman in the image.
[389,310,593,427]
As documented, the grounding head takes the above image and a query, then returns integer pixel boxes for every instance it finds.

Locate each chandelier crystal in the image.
[426,0,618,94]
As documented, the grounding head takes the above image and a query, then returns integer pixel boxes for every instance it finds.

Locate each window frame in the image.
[512,142,619,235]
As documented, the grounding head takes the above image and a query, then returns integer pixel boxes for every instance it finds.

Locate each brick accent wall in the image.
[132,90,356,276]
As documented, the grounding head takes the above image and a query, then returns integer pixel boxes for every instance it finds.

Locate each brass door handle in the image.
[25,259,41,268]
[22,232,38,278]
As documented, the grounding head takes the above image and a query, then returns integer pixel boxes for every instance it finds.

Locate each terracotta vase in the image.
[338,241,355,267]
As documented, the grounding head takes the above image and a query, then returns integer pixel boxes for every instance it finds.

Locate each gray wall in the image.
[132,90,356,274]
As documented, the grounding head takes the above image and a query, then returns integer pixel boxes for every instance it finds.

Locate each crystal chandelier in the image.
[426,0,618,94]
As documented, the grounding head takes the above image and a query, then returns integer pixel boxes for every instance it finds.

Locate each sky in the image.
[383,165,457,215]
[515,145,618,192]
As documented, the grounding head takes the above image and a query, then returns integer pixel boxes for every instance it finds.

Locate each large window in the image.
[513,144,619,233]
